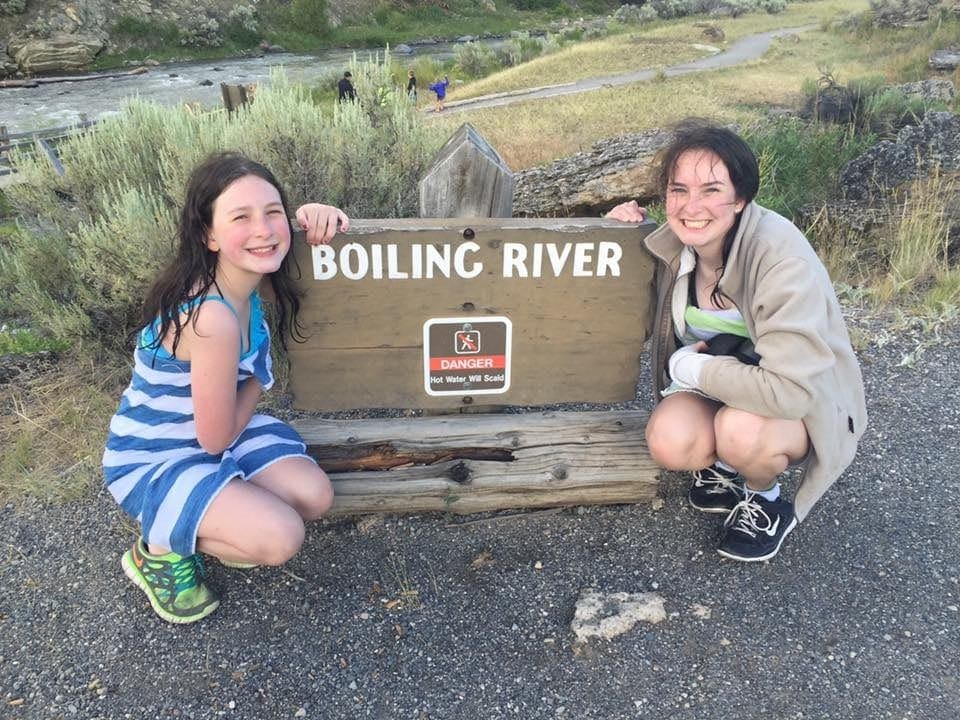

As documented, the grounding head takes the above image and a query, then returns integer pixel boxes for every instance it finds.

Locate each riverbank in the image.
[0,0,587,79]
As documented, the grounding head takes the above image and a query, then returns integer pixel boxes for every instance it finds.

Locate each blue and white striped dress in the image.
[103,293,314,557]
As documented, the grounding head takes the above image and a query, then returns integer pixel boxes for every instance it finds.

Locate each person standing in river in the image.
[607,119,867,562]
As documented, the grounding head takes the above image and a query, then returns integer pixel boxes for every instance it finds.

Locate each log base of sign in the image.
[291,409,659,516]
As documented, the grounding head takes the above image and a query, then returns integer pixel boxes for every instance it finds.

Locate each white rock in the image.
[570,589,666,641]
[690,603,712,620]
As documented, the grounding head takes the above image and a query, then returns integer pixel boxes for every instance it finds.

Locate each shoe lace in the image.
[170,554,207,593]
[145,553,206,598]
[723,492,774,539]
[694,467,743,496]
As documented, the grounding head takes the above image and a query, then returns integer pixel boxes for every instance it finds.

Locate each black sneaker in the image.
[717,492,797,562]
[688,465,745,514]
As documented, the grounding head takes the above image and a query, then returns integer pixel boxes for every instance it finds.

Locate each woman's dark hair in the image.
[654,118,760,306]
[140,151,304,355]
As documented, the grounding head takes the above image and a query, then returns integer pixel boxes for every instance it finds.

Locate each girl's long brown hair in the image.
[140,152,305,356]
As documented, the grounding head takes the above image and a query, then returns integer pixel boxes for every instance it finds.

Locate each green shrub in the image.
[497,33,546,67]
[0,0,26,15]
[0,326,69,354]
[456,41,497,77]
[287,0,330,37]
[224,5,261,46]
[745,118,876,220]
[1,61,445,360]
[859,87,943,135]
[111,15,182,46]
[506,0,562,9]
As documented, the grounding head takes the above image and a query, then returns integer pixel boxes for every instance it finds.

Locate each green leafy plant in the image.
[746,117,875,220]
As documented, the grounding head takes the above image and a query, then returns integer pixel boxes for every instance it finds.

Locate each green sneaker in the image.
[121,539,220,624]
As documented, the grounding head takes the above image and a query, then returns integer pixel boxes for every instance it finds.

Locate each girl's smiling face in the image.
[206,174,291,278]
[665,149,745,256]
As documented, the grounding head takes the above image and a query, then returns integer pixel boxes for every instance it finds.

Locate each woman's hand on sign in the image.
[296,203,350,245]
[606,200,647,223]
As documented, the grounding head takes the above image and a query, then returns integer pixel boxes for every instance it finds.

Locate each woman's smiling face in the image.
[665,149,745,256]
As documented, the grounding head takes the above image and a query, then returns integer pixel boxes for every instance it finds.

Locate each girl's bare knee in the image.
[302,478,334,520]
[261,518,306,566]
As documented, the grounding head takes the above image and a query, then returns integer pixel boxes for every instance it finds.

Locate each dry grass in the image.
[435,11,896,171]
[453,0,868,103]
[455,36,703,100]
[0,360,121,503]
[877,171,957,302]
[804,170,960,313]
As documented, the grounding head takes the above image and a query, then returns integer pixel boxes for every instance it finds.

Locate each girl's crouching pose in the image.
[103,152,349,623]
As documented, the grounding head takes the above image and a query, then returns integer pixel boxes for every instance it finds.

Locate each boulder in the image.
[870,0,941,27]
[839,111,960,203]
[813,82,854,124]
[513,129,673,217]
[806,111,960,245]
[896,78,955,103]
[929,48,960,71]
[12,34,104,75]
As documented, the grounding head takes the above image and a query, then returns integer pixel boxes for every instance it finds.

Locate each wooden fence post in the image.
[34,136,65,177]
[419,123,515,218]
[0,126,9,174]
[220,82,252,114]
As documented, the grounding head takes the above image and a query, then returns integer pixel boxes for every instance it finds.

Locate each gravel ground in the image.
[2,305,958,720]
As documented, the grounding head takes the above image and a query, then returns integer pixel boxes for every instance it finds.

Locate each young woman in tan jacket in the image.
[608,119,866,562]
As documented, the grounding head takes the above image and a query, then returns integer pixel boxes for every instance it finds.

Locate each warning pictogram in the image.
[455,330,480,354]
[423,317,511,396]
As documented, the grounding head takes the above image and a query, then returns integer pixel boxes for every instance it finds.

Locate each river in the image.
[0,40,498,134]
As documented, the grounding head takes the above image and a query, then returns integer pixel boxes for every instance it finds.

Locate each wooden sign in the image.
[288,217,656,411]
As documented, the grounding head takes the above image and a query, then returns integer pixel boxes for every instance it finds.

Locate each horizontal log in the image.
[292,409,658,516]
[0,66,148,89]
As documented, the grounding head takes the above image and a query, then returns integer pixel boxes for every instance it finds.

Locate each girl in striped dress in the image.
[103,152,349,623]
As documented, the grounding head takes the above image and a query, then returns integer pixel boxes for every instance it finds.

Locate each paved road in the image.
[2,307,958,719]
[438,26,815,115]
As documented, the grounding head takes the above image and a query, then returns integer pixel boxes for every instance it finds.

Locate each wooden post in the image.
[220,82,251,114]
[292,410,658,516]
[0,126,8,174]
[34,136,65,176]
[419,123,515,218]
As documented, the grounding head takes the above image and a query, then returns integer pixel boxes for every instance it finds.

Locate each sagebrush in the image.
[0,59,446,361]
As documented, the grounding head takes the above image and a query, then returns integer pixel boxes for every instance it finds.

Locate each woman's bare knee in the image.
[646,418,714,469]
[714,407,803,476]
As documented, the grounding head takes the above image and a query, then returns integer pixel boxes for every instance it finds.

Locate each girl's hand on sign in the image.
[296,204,350,245]
[606,200,647,223]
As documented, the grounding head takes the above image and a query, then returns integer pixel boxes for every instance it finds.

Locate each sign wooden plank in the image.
[292,409,658,515]
[419,122,515,217]
[288,217,656,412]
